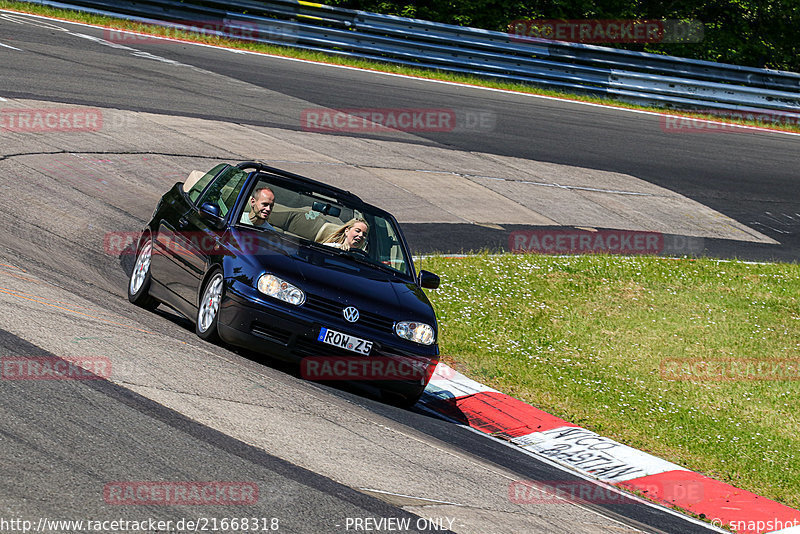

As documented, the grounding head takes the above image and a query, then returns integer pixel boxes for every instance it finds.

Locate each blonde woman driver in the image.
[322,218,369,251]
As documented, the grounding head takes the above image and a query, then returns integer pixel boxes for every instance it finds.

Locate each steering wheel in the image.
[349,248,369,257]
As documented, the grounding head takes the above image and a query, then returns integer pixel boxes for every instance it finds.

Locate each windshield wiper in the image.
[331,249,406,277]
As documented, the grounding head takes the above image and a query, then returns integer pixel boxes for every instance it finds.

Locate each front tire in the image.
[128,236,158,310]
[196,271,224,342]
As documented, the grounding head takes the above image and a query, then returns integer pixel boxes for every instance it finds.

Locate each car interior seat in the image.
[182,170,205,193]
[315,221,340,242]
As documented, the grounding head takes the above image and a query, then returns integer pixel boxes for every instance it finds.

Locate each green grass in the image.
[416,253,800,509]
[3,0,799,134]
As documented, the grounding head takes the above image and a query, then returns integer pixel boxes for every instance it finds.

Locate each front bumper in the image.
[217,283,439,396]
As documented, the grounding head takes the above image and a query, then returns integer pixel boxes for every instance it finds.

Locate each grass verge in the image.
[2,0,799,134]
[416,252,800,509]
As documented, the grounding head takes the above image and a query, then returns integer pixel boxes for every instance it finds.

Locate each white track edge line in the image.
[358,487,464,507]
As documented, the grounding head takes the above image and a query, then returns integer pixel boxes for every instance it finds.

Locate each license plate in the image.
[317,327,373,355]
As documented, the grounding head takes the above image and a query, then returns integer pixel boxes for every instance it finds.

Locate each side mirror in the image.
[199,202,224,229]
[419,270,440,289]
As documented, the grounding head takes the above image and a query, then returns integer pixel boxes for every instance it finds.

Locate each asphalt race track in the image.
[1,10,793,533]
[1,11,797,260]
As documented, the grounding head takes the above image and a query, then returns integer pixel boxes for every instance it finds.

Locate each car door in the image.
[150,164,223,315]
[153,165,249,312]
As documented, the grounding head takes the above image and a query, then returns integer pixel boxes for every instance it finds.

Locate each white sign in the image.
[513,426,686,483]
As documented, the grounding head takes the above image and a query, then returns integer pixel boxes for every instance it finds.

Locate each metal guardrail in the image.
[25,0,800,118]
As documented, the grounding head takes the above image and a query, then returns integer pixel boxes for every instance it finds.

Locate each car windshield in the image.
[236,177,412,276]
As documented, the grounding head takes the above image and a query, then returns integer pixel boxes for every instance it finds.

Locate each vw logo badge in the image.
[343,306,360,323]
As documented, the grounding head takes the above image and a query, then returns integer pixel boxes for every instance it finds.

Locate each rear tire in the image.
[196,271,224,342]
[128,236,158,310]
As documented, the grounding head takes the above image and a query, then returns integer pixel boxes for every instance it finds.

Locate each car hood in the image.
[225,229,436,323]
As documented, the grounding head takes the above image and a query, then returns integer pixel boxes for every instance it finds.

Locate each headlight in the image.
[395,321,435,345]
[257,274,305,306]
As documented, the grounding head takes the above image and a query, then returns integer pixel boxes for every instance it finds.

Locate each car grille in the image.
[302,294,395,333]
[295,337,351,358]
[292,338,432,385]
[294,336,388,359]
[251,321,292,346]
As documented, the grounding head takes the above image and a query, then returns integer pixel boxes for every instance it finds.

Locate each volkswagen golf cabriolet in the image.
[128,161,440,406]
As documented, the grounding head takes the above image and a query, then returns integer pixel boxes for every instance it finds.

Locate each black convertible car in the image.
[128,161,440,406]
